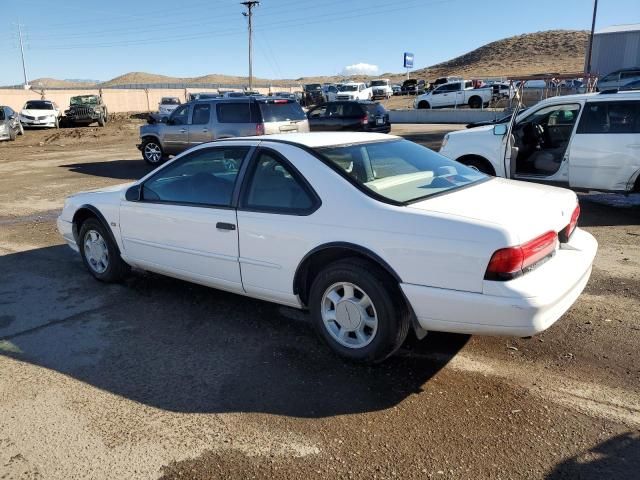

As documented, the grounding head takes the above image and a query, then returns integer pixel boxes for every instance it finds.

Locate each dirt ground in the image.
[0,116,638,480]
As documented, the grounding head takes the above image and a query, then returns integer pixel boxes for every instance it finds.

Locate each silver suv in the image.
[138,98,309,165]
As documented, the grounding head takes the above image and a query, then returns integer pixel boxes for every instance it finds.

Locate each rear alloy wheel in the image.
[142,139,164,165]
[309,258,410,363]
[79,218,130,282]
[469,96,482,109]
[418,101,430,109]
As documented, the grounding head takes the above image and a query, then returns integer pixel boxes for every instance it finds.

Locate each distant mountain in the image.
[4,30,589,89]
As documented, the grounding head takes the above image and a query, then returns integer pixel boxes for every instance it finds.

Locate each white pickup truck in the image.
[336,82,373,101]
[370,79,393,99]
[414,80,492,109]
[439,90,640,193]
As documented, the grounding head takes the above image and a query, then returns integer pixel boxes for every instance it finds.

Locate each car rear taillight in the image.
[559,204,580,243]
[485,231,558,280]
[256,123,265,136]
[361,114,369,125]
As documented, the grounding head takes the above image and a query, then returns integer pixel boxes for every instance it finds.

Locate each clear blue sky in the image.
[1,0,638,85]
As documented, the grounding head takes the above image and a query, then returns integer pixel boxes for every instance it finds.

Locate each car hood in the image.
[68,182,134,201]
[21,109,56,116]
[407,178,578,244]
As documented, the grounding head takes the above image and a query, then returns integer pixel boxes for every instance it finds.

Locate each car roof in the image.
[250,132,398,148]
[533,90,640,105]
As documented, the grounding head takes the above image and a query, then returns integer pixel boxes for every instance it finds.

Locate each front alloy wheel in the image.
[142,139,163,165]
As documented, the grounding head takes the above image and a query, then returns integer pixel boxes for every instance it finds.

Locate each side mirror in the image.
[9,114,16,120]
[125,184,141,202]
[493,124,507,135]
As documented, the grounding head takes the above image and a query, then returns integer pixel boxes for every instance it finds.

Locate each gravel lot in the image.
[0,116,638,480]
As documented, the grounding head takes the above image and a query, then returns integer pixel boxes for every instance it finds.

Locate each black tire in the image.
[104,109,109,123]
[141,138,164,165]
[309,258,410,363]
[54,117,60,129]
[468,96,482,109]
[78,218,130,282]
[9,127,17,141]
[97,114,105,127]
[417,101,430,109]
[18,123,24,135]
[459,156,495,175]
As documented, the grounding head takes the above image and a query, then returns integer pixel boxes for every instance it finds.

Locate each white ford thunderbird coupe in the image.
[58,132,597,362]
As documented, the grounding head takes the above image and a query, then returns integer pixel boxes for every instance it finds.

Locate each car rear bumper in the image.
[57,217,79,252]
[401,228,598,337]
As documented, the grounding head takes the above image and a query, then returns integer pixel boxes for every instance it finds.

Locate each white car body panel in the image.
[440,91,640,192]
[414,82,492,108]
[58,132,597,338]
[336,83,372,101]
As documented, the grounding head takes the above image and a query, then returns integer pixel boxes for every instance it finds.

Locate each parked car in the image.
[489,82,516,100]
[597,67,640,91]
[391,84,402,96]
[64,95,108,127]
[138,97,309,164]
[0,106,24,141]
[322,85,340,102]
[58,132,597,363]
[414,80,492,109]
[400,78,419,95]
[158,97,181,117]
[302,84,325,106]
[19,100,62,128]
[307,101,390,133]
[335,82,372,101]
[370,79,393,100]
[439,90,640,193]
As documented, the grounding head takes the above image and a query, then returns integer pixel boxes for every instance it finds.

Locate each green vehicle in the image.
[64,95,109,127]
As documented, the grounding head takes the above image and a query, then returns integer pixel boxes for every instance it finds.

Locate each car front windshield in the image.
[70,96,98,105]
[342,85,358,91]
[24,101,53,110]
[371,81,387,86]
[316,139,486,204]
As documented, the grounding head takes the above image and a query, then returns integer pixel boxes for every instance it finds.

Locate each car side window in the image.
[170,104,190,125]
[242,150,316,214]
[577,101,640,134]
[0,109,4,121]
[142,147,249,207]
[192,103,211,125]
[216,103,259,123]
[308,105,327,118]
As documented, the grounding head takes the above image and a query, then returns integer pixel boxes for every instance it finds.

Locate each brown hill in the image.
[9,30,589,89]
[411,30,589,80]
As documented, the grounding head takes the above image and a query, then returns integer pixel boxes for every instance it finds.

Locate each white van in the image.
[439,91,640,193]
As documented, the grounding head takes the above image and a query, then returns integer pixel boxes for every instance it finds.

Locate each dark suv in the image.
[138,97,309,164]
[306,101,391,133]
[302,84,325,106]
[64,95,109,127]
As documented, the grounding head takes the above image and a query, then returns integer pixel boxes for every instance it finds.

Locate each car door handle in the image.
[216,222,236,231]
[179,128,187,133]
[201,129,209,132]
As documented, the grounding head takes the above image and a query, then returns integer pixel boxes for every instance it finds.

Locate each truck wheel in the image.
[97,114,105,127]
[417,101,430,109]
[469,96,482,109]
[104,109,109,123]
[458,156,495,175]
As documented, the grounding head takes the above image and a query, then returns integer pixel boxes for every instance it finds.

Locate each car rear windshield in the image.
[24,101,53,110]
[315,139,486,204]
[371,81,388,87]
[361,103,387,115]
[161,98,180,105]
[305,84,322,91]
[257,100,306,122]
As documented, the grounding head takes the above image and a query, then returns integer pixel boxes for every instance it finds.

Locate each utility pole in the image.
[16,23,29,87]
[585,0,598,75]
[241,1,259,92]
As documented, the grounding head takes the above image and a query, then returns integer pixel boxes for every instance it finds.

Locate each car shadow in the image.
[546,432,640,480]
[61,159,156,180]
[0,244,468,418]
[578,195,640,227]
